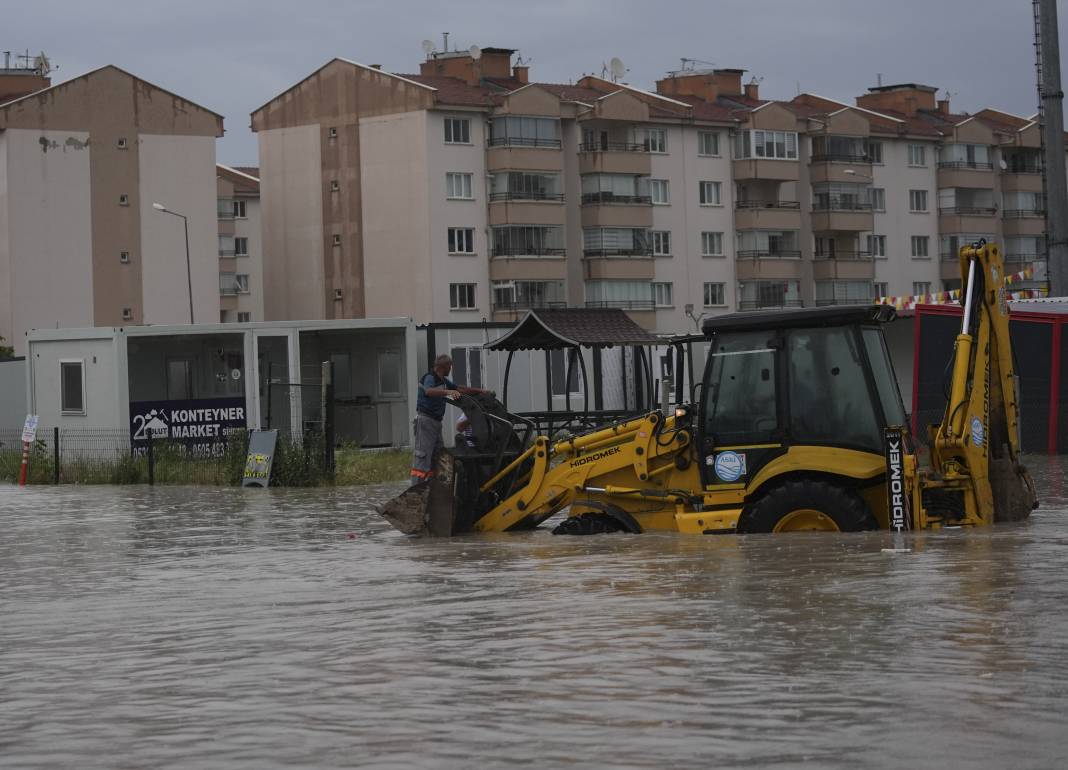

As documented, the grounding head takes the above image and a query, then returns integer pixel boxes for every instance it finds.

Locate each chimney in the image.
[856,83,938,115]
[937,97,950,115]
[512,65,528,84]
[744,79,760,101]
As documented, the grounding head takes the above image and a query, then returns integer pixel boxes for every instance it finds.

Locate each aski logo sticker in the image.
[132,409,170,441]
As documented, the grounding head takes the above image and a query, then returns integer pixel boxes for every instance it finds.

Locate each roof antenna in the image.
[877,72,883,87]
[442,32,449,52]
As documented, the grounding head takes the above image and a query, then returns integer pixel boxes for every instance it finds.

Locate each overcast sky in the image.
[10,0,1066,165]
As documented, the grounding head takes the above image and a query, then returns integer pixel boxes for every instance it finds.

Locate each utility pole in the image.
[1035,0,1068,296]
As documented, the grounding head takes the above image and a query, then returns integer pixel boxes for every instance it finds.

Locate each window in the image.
[448,227,475,254]
[732,130,799,160]
[870,188,886,211]
[446,172,474,200]
[444,117,471,144]
[377,348,402,397]
[867,234,887,258]
[909,189,928,212]
[492,171,561,200]
[874,282,888,298]
[582,227,651,257]
[650,179,670,205]
[119,194,129,206]
[549,348,580,396]
[219,236,235,257]
[233,200,247,218]
[234,237,248,256]
[698,131,721,156]
[332,234,342,246]
[235,274,250,293]
[120,250,130,264]
[237,312,251,323]
[117,137,128,149]
[703,331,778,445]
[812,182,871,211]
[814,237,837,258]
[908,144,927,167]
[703,282,725,307]
[492,280,565,310]
[652,230,672,256]
[702,231,724,256]
[493,225,565,257]
[584,279,653,308]
[449,283,477,310]
[866,140,883,164]
[330,180,340,192]
[913,281,932,297]
[328,126,338,138]
[490,116,561,148]
[644,128,667,153]
[166,359,193,400]
[449,347,484,390]
[911,236,929,258]
[736,229,801,257]
[939,143,992,169]
[652,282,673,307]
[122,307,133,321]
[699,181,722,205]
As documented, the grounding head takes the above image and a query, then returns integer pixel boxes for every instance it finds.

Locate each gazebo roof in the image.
[486,308,662,351]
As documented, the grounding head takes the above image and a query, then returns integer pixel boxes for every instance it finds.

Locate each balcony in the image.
[736,249,802,259]
[938,206,998,234]
[814,297,873,307]
[490,192,564,202]
[493,299,567,312]
[937,163,995,188]
[488,191,567,226]
[218,248,236,258]
[581,192,651,205]
[583,255,654,281]
[732,158,799,181]
[491,246,567,258]
[581,194,653,228]
[738,299,804,310]
[808,154,872,184]
[585,299,656,310]
[1001,171,1044,192]
[217,199,235,220]
[488,136,562,149]
[734,200,802,230]
[1003,210,1046,237]
[487,145,563,172]
[582,247,653,258]
[812,253,875,280]
[937,160,994,170]
[736,254,804,281]
[578,143,651,175]
[1003,208,1046,219]
[810,199,874,232]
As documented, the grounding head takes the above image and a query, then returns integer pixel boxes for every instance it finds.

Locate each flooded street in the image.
[3,461,1068,768]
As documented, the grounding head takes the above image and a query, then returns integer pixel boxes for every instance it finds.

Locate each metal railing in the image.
[581,192,652,205]
[584,299,656,310]
[813,251,873,260]
[810,153,871,163]
[218,248,236,257]
[489,191,565,202]
[488,136,562,149]
[1003,208,1046,218]
[812,198,874,212]
[1004,252,1047,263]
[735,200,801,209]
[937,160,995,170]
[578,142,647,153]
[492,300,568,312]
[582,248,653,258]
[938,206,998,216]
[815,297,875,306]
[738,299,804,310]
[491,247,567,258]
[736,249,803,259]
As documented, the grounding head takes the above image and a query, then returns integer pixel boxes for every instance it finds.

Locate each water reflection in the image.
[1,463,1066,768]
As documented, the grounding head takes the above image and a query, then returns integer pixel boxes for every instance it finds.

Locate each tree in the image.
[0,336,13,359]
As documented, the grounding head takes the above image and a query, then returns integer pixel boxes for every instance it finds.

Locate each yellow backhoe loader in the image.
[382,242,1036,536]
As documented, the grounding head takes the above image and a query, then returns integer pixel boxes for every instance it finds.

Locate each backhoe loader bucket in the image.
[379,393,530,536]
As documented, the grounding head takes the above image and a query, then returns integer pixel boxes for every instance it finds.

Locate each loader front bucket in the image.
[379,452,458,536]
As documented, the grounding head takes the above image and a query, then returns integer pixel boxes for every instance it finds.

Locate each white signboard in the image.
[21,414,39,444]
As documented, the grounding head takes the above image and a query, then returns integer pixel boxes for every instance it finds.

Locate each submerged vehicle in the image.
[382,242,1036,536]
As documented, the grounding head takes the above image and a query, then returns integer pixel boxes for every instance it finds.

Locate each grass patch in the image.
[335,447,410,486]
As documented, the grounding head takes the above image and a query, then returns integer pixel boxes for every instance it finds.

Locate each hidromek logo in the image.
[570,446,622,468]
[884,427,909,531]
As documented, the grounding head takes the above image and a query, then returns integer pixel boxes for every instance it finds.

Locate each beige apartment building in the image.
[217,164,264,322]
[0,64,224,355]
[252,46,1055,332]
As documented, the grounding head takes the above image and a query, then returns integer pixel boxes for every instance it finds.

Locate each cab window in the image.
[787,327,881,451]
[704,331,779,445]
[861,327,907,427]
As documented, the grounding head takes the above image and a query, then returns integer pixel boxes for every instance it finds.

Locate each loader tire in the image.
[552,512,628,536]
[739,479,876,534]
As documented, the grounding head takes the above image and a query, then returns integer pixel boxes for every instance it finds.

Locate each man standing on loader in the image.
[411,354,489,484]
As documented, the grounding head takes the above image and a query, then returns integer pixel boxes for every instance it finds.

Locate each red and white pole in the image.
[18,441,29,486]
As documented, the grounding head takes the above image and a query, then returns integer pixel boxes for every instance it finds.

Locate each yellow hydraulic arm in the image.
[472,411,691,532]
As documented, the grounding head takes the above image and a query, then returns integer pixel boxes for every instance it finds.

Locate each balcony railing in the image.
[813,251,873,260]
[218,249,236,257]
[939,206,998,216]
[584,299,656,310]
[493,299,568,312]
[491,247,567,258]
[737,249,803,259]
[1003,208,1046,218]
[937,161,994,170]
[217,199,235,220]
[583,248,653,258]
[738,299,804,310]
[488,136,562,149]
[812,199,874,212]
[489,191,565,202]
[815,297,875,306]
[581,192,652,205]
[810,153,871,163]
[1004,252,1047,264]
[578,142,646,153]
[735,200,802,209]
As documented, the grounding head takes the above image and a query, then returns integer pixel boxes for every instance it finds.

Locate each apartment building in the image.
[252,46,1057,333]
[217,165,264,322]
[0,64,224,355]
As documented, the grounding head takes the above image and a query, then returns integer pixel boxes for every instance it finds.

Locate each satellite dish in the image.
[610,57,626,81]
[33,52,51,76]
[999,158,1009,171]
[421,39,435,56]
[469,45,482,61]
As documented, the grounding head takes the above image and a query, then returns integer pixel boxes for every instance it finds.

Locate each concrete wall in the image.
[27,336,124,429]
[0,358,27,427]
[258,125,325,320]
[139,134,219,325]
[0,129,94,356]
[361,111,432,320]
[650,124,735,333]
[425,110,490,320]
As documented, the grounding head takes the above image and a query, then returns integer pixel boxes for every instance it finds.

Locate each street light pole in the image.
[152,202,195,324]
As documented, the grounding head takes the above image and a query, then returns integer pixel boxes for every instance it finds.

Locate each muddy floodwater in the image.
[3,460,1068,769]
